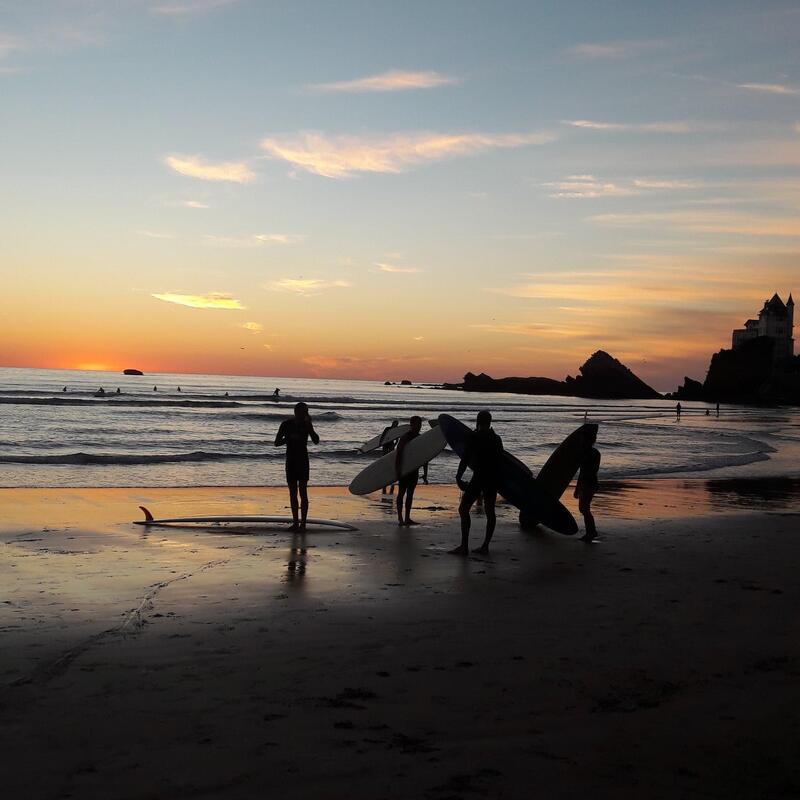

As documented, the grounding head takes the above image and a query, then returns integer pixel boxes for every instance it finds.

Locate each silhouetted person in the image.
[380,420,399,495]
[116,387,120,394]
[676,402,681,420]
[273,388,280,398]
[95,387,105,396]
[275,402,319,532]
[395,416,422,526]
[178,386,181,392]
[451,410,503,556]
[705,408,710,416]
[153,385,157,392]
[716,402,720,417]
[422,460,429,484]
[575,425,600,542]
[62,386,67,392]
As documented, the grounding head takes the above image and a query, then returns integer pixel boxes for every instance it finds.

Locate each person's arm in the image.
[305,416,320,445]
[456,438,473,490]
[275,420,287,447]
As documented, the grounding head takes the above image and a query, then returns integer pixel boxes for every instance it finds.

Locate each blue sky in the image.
[1,1,798,387]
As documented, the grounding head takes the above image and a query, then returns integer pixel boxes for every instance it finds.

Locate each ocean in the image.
[0,367,798,488]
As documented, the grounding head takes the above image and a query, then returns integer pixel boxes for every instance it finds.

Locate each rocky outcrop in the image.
[123,369,144,376]
[669,337,800,405]
[455,351,661,400]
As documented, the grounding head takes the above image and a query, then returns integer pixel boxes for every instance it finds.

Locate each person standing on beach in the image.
[451,410,503,556]
[395,416,422,526]
[574,424,600,542]
[676,402,682,420]
[380,420,399,495]
[275,402,320,532]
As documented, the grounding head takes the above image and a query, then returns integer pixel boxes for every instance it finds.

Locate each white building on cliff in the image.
[732,292,794,359]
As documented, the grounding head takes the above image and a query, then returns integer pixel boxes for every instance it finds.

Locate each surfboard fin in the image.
[138,505,154,522]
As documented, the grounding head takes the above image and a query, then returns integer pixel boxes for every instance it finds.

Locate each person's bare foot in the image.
[472,544,489,555]
[288,522,300,532]
[580,533,596,542]
[448,545,468,555]
[397,517,405,526]
[405,519,420,526]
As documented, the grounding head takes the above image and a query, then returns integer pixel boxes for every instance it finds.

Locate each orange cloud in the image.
[309,69,456,93]
[164,154,254,183]
[152,292,245,309]
[260,131,555,178]
[264,278,350,295]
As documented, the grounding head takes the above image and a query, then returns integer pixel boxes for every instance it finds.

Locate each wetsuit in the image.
[460,428,503,506]
[276,417,318,484]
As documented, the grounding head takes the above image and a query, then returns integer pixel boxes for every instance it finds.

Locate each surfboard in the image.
[437,414,577,535]
[358,424,412,453]
[349,426,446,495]
[520,423,597,530]
[135,506,356,531]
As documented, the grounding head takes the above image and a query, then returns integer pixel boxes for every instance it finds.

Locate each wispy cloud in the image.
[590,211,800,237]
[301,354,433,377]
[182,199,209,209]
[152,292,245,309]
[138,230,176,239]
[309,69,456,93]
[152,0,239,16]
[260,131,554,178]
[165,154,255,183]
[374,262,422,274]
[544,174,700,198]
[566,40,666,60]
[738,82,798,95]
[202,233,304,247]
[563,119,693,133]
[238,321,263,333]
[264,278,351,295]
[543,175,636,198]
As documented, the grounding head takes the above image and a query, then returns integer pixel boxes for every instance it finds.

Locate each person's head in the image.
[476,410,492,430]
[391,419,399,427]
[409,415,422,433]
[581,423,598,448]
[294,402,309,420]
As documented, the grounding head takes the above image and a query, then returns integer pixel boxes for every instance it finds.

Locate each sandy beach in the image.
[2,482,799,799]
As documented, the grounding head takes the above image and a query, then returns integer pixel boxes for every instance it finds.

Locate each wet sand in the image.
[2,483,800,799]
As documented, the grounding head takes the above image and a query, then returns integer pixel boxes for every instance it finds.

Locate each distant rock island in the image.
[444,350,662,400]
[123,369,144,376]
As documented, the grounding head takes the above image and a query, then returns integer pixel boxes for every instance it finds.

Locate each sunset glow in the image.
[1,2,797,390]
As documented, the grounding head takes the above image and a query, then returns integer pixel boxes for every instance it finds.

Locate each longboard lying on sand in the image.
[135,506,356,531]
[358,424,412,454]
[349,427,446,495]
[520,423,598,530]
[437,414,578,536]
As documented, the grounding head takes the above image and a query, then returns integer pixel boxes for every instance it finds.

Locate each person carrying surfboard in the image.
[394,416,423,525]
[574,425,600,542]
[274,402,320,531]
[451,410,503,555]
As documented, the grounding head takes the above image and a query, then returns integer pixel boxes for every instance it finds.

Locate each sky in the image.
[1,0,798,390]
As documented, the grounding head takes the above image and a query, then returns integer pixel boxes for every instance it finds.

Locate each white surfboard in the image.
[349,427,446,495]
[358,424,411,453]
[135,507,356,530]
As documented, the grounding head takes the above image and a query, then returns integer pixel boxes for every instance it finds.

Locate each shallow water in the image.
[1,367,798,487]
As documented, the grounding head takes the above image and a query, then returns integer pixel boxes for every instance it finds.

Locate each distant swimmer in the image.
[116,388,120,394]
[153,386,157,392]
[273,388,280,398]
[450,410,503,556]
[395,416,423,526]
[380,420,399,495]
[275,402,320,532]
[95,387,106,397]
[574,425,601,542]
[62,386,67,393]
[178,387,181,392]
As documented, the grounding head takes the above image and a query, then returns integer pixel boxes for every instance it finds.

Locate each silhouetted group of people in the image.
[273,402,601,548]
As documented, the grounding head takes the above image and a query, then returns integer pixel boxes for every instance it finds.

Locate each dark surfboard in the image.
[437,414,578,535]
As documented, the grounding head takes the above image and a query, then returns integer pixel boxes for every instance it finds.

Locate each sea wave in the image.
[0,397,243,408]
[0,451,278,465]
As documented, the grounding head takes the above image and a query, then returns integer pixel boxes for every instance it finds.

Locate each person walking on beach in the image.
[275,402,320,532]
[395,416,422,526]
[574,424,601,542]
[450,410,503,556]
[380,420,399,495]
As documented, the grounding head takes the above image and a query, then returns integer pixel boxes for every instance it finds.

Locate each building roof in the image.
[766,293,786,312]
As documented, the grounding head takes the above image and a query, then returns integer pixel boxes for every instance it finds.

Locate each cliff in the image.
[670,336,800,405]
[454,351,662,400]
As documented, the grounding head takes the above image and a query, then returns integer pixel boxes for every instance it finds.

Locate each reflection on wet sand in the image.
[285,533,308,586]
[594,478,800,519]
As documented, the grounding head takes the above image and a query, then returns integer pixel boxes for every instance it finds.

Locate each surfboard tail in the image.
[138,505,154,522]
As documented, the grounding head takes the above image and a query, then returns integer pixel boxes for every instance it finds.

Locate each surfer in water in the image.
[275,402,320,532]
[451,410,503,555]
[394,416,423,526]
[574,424,600,542]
